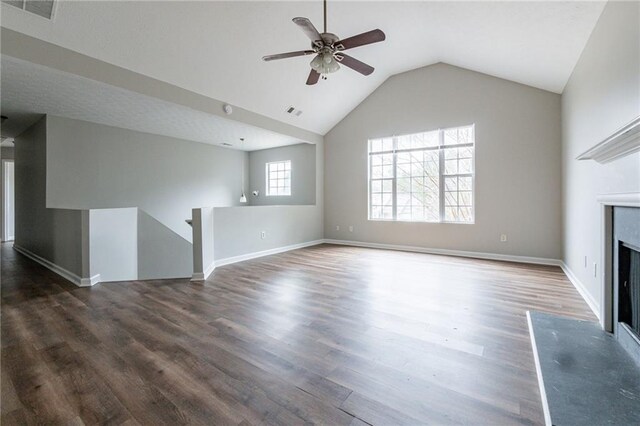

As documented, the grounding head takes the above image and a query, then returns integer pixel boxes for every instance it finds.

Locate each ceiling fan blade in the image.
[335,29,386,51]
[262,50,316,61]
[306,69,320,85]
[293,17,323,44]
[335,53,374,76]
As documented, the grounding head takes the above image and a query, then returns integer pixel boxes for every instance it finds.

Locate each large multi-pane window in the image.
[266,160,291,196]
[368,125,474,223]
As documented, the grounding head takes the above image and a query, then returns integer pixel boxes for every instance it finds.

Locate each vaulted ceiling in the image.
[1,1,605,135]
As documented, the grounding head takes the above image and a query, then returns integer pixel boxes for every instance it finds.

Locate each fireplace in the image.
[613,206,640,365]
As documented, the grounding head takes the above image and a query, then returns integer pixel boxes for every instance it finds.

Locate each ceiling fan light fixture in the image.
[310,53,340,75]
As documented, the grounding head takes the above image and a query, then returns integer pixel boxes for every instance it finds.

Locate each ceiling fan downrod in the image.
[323,0,327,33]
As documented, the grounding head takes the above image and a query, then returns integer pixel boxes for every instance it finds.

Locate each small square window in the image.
[266,161,291,196]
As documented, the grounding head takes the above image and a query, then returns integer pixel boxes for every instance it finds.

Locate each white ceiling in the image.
[0,1,605,135]
[0,55,308,151]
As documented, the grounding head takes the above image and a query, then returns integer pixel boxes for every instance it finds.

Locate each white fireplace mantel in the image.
[578,116,640,164]
[597,192,640,208]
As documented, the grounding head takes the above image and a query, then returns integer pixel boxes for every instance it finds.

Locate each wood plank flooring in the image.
[1,242,595,425]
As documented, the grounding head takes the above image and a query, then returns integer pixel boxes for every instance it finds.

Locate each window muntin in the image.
[266,160,291,196]
[368,125,474,223]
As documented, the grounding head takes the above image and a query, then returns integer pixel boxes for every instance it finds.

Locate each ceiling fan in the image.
[262,0,386,85]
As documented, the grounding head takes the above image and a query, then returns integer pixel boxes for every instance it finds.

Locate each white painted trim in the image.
[13,244,100,287]
[80,274,102,287]
[600,204,613,331]
[596,192,640,330]
[526,311,552,426]
[2,159,14,243]
[191,261,215,281]
[577,116,640,164]
[323,239,562,266]
[597,192,640,208]
[560,262,600,321]
[214,239,324,268]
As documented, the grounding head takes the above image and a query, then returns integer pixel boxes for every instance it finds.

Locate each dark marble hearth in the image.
[528,311,640,425]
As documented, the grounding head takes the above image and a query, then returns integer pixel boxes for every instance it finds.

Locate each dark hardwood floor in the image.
[1,242,595,425]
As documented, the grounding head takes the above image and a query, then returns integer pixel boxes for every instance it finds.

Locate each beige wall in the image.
[324,63,562,259]
[561,1,640,310]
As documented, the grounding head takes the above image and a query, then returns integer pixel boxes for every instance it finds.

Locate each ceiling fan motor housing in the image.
[315,32,340,49]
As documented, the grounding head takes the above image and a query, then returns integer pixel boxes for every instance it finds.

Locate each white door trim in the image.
[2,159,15,242]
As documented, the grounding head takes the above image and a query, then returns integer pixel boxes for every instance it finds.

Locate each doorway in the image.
[2,160,15,242]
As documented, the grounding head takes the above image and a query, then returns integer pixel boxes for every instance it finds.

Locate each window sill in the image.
[367,218,475,225]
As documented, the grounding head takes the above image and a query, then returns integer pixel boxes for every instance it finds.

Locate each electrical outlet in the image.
[349,225,354,232]
[261,231,266,239]
[500,234,507,242]
[336,225,340,231]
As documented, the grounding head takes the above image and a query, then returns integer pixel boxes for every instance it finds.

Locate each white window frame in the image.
[367,125,475,224]
[265,160,292,196]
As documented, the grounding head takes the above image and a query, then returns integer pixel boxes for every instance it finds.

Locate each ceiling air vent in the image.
[2,0,56,19]
[285,106,303,117]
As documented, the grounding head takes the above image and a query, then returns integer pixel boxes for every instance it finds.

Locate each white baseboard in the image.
[214,239,325,268]
[79,274,102,287]
[13,244,100,287]
[191,260,216,281]
[323,238,562,266]
[560,262,600,320]
[526,311,552,426]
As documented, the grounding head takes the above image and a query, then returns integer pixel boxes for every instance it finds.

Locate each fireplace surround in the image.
[597,193,640,329]
[613,206,640,364]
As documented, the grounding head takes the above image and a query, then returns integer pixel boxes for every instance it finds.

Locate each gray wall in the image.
[562,1,640,310]
[88,207,192,282]
[191,206,215,278]
[248,143,316,206]
[136,209,192,279]
[14,116,85,276]
[213,205,322,260]
[324,63,562,259]
[1,147,14,160]
[214,139,324,261]
[89,208,137,282]
[45,115,248,242]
